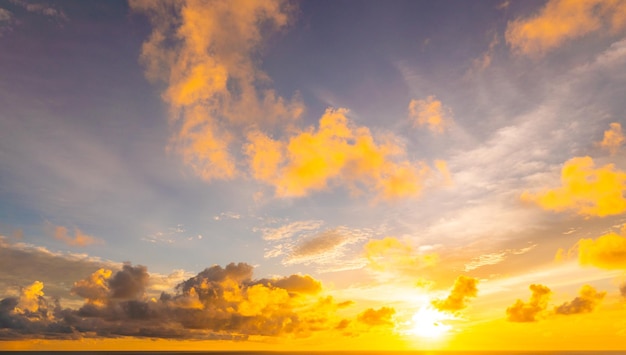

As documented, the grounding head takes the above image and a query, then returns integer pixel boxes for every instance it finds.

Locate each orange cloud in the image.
[408,96,453,133]
[577,227,626,269]
[357,306,396,326]
[599,122,625,156]
[431,275,478,313]
[131,0,303,181]
[245,108,432,200]
[506,284,551,322]
[506,0,626,57]
[521,156,626,217]
[48,224,103,247]
[554,284,605,315]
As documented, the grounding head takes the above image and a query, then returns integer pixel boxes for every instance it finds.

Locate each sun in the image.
[408,306,453,339]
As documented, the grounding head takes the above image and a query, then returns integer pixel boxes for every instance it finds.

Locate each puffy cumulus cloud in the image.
[599,122,625,156]
[506,0,626,57]
[0,262,351,340]
[431,275,478,313]
[46,223,103,247]
[577,228,626,269]
[246,108,432,200]
[408,96,453,134]
[130,0,303,182]
[364,237,438,275]
[521,156,626,217]
[554,285,605,315]
[506,284,551,322]
[356,306,395,326]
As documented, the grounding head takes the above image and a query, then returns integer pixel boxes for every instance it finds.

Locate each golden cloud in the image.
[131,0,303,181]
[431,275,478,313]
[245,108,432,200]
[408,96,453,134]
[356,306,396,326]
[506,0,626,57]
[577,227,626,269]
[554,284,605,315]
[521,156,626,217]
[0,262,351,340]
[599,122,625,156]
[506,284,551,322]
[364,237,438,274]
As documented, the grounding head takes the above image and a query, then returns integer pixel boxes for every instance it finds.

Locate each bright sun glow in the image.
[408,306,453,339]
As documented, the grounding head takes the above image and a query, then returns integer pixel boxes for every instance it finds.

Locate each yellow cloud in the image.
[554,284,605,315]
[599,122,625,156]
[578,227,626,269]
[506,284,551,322]
[17,281,45,314]
[131,0,303,181]
[431,275,478,313]
[506,0,626,57]
[71,268,112,306]
[408,96,453,133]
[521,156,626,217]
[357,306,396,326]
[245,108,431,200]
[364,237,438,273]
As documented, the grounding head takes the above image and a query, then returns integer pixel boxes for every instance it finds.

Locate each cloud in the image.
[0,8,11,22]
[521,156,626,217]
[469,34,499,74]
[130,0,302,182]
[47,224,103,247]
[505,0,626,57]
[599,122,625,155]
[283,227,370,267]
[620,282,626,298]
[356,306,395,326]
[246,108,432,200]
[464,244,536,271]
[431,275,478,313]
[364,237,438,275]
[577,228,626,269]
[554,284,605,315]
[408,96,453,134]
[0,262,350,340]
[10,0,67,21]
[257,220,324,241]
[506,284,551,322]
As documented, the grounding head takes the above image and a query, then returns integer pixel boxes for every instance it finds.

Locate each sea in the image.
[1,352,625,355]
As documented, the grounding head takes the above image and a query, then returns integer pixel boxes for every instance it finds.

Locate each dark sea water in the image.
[2,352,626,355]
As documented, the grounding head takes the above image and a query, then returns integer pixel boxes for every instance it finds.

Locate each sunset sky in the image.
[2,0,626,351]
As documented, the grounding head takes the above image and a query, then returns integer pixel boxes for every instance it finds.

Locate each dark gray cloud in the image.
[0,262,348,340]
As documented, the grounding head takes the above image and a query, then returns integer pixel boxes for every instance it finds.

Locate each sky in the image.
[2,0,626,351]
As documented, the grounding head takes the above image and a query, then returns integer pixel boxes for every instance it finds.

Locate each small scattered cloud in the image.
[554,284,605,315]
[213,212,241,221]
[469,34,499,73]
[10,0,68,21]
[506,284,551,322]
[505,0,626,57]
[431,275,478,313]
[408,96,453,134]
[46,223,103,247]
[357,306,395,326]
[521,156,626,217]
[598,122,625,156]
